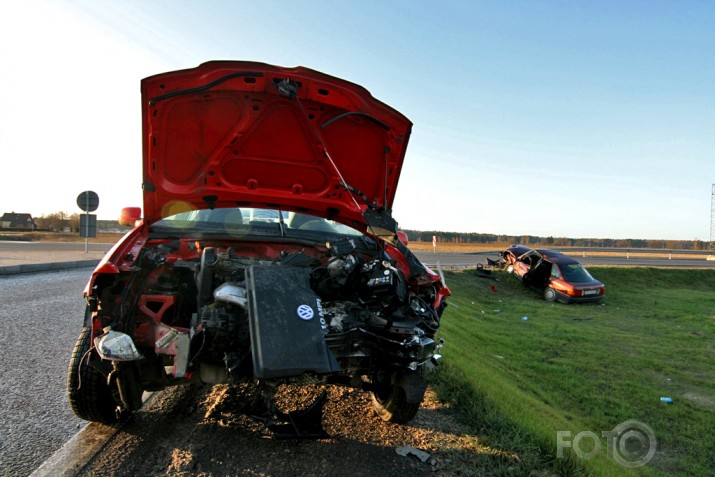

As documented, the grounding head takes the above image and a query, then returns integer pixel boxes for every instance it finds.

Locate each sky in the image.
[0,0,713,241]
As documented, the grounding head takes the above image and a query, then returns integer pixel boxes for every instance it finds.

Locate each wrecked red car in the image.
[501,245,605,303]
[66,61,449,435]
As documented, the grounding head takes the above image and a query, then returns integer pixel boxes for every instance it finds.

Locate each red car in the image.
[67,61,449,435]
[501,245,605,303]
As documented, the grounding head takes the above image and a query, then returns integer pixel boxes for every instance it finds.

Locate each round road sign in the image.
[77,191,99,212]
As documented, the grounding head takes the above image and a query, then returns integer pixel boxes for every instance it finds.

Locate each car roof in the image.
[507,244,532,255]
[534,249,581,265]
[508,245,584,266]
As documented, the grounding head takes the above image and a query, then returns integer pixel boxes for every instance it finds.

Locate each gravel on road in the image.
[75,382,516,477]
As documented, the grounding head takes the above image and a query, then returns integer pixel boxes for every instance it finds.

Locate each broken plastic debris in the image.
[489,285,497,293]
[521,316,528,321]
[493,309,500,314]
[660,397,673,403]
[395,446,431,463]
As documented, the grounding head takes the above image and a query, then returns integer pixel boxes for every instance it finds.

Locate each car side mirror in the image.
[119,207,142,227]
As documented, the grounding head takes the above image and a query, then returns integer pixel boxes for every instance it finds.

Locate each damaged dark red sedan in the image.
[501,245,605,303]
[67,61,449,436]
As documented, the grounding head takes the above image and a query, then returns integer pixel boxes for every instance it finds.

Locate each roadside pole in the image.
[84,192,89,253]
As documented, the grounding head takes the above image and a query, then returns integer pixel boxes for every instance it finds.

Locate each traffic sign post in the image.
[77,191,99,253]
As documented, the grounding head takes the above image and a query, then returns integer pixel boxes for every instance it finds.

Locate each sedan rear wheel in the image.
[544,287,557,302]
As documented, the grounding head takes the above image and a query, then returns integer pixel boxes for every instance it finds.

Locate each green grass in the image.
[429,267,715,476]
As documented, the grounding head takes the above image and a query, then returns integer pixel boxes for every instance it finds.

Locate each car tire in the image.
[67,327,122,424]
[544,287,557,302]
[370,369,425,424]
[371,386,421,424]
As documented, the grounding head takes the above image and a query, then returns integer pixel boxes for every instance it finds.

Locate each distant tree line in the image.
[34,212,80,231]
[403,230,708,251]
[33,212,120,233]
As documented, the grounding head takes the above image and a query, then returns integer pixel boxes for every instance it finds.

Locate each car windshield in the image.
[149,207,364,239]
[559,263,595,282]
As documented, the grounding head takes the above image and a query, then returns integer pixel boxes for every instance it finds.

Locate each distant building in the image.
[0,212,36,230]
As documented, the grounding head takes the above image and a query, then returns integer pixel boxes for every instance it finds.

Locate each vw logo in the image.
[296,304,314,320]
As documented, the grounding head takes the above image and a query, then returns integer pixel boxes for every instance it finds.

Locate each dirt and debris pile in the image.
[76,383,520,476]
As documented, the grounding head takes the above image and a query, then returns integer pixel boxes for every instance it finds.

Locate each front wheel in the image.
[370,369,426,424]
[371,386,421,424]
[67,327,123,424]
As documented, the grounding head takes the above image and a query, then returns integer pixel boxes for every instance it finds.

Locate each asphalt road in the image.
[1,241,712,269]
[0,241,112,253]
[0,268,90,476]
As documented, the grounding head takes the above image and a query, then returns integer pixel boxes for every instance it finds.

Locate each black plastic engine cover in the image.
[246,266,340,379]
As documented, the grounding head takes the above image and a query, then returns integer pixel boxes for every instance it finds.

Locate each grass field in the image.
[429,267,715,476]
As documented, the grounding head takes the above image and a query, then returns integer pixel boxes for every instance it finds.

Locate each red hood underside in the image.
[140,61,413,229]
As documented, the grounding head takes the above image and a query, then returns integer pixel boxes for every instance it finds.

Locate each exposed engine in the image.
[190,237,442,385]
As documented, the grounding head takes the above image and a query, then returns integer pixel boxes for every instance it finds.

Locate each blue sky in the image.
[1,0,713,240]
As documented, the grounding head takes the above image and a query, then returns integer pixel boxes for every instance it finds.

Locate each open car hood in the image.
[140,61,412,229]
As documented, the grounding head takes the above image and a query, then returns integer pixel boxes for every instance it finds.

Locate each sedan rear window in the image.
[560,263,595,282]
